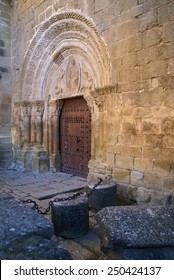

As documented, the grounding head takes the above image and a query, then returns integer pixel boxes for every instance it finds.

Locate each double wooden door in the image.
[60,97,91,178]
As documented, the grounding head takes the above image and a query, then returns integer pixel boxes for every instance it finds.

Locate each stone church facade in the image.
[1,0,174,204]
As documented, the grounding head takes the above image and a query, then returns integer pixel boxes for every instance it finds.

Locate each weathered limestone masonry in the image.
[11,0,174,205]
[0,0,12,167]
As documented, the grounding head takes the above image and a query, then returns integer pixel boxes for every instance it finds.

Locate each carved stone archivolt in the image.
[18,10,111,101]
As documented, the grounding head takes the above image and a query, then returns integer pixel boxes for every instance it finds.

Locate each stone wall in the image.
[11,0,174,204]
[0,0,11,135]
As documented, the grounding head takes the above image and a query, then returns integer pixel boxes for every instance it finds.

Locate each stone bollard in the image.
[86,178,117,211]
[51,193,89,239]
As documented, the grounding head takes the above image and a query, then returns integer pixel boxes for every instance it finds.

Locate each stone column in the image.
[30,105,36,145]
[22,102,31,147]
[33,101,44,148]
[31,101,49,172]
[49,100,63,171]
[13,102,22,149]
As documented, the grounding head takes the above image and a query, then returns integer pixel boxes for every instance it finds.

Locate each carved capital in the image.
[91,84,118,98]
[49,99,63,116]
[22,101,32,116]
[91,84,118,112]
[32,101,44,115]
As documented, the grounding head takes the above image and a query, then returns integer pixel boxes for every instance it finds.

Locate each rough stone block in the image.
[143,28,162,48]
[121,146,142,157]
[164,87,174,108]
[136,187,151,203]
[116,20,139,41]
[116,154,134,170]
[168,1,174,21]
[0,199,54,249]
[141,60,168,79]
[153,160,170,176]
[163,21,174,42]
[143,173,163,191]
[139,10,158,32]
[52,194,89,239]
[127,34,142,52]
[161,117,174,135]
[150,190,170,205]
[94,0,108,12]
[141,120,160,134]
[158,5,169,24]
[159,42,174,59]
[116,0,138,14]
[113,168,130,184]
[96,205,174,249]
[86,179,117,211]
[163,178,174,192]
[116,184,137,201]
[168,58,174,74]
[131,171,144,186]
[134,158,152,173]
[123,52,138,67]
[107,152,115,167]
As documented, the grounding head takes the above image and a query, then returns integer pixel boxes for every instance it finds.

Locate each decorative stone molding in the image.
[49,99,63,116]
[18,10,111,101]
[22,101,32,116]
[32,101,44,116]
[91,84,118,112]
[91,84,118,98]
[12,102,23,149]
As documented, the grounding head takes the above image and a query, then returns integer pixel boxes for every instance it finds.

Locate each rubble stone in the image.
[0,199,54,249]
[96,205,174,250]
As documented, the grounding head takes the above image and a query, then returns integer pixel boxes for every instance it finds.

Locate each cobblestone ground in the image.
[0,170,111,260]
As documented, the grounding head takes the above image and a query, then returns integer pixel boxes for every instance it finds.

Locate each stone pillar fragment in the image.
[33,101,44,148]
[49,100,63,171]
[86,178,117,211]
[13,102,22,149]
[51,194,89,239]
[22,102,31,147]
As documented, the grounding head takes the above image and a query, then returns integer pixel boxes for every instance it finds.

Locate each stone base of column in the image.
[16,148,32,171]
[32,149,49,173]
[50,154,61,172]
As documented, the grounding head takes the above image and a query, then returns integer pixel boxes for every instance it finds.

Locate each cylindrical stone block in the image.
[86,181,117,211]
[51,194,89,239]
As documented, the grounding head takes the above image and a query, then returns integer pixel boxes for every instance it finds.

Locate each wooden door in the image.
[60,97,91,178]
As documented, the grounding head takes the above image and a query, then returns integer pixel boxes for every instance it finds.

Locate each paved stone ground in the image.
[0,169,108,260]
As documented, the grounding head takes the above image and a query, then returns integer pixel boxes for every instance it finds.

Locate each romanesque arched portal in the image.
[13,10,114,175]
